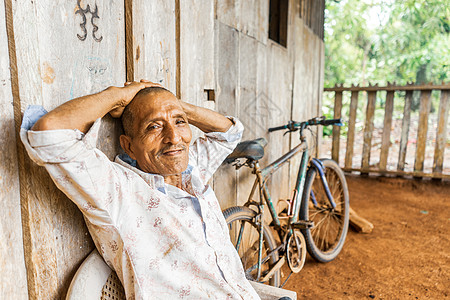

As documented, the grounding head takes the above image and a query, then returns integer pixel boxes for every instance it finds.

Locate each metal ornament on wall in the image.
[75,0,103,42]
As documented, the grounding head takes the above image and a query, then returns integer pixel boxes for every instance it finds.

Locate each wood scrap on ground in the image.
[349,206,374,233]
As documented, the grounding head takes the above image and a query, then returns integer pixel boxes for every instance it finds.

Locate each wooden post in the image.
[433,90,449,174]
[414,90,432,172]
[124,0,134,82]
[361,91,377,171]
[379,91,394,170]
[345,90,359,169]
[1,0,28,298]
[332,90,342,163]
[397,91,413,171]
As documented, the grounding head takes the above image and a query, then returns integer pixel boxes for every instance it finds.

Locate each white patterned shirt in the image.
[20,106,260,300]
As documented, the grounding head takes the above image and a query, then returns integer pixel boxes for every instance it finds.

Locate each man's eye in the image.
[176,119,186,124]
[147,124,159,130]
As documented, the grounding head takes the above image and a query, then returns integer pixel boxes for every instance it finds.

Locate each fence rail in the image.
[324,83,450,179]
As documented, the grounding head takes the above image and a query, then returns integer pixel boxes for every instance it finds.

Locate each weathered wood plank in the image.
[180,0,214,104]
[240,0,269,44]
[237,33,262,206]
[215,0,240,31]
[361,91,377,170]
[132,0,176,92]
[179,0,215,141]
[414,90,432,172]
[344,91,359,168]
[315,34,325,158]
[397,91,413,171]
[290,15,323,188]
[266,41,292,208]
[379,91,394,170]
[125,0,134,82]
[213,21,239,210]
[1,0,28,298]
[331,91,342,163]
[216,0,269,44]
[432,90,449,174]
[11,0,125,297]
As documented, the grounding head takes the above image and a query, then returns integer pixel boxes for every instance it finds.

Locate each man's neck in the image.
[164,174,183,189]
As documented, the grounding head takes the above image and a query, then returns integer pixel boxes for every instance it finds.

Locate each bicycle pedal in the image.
[292,220,314,229]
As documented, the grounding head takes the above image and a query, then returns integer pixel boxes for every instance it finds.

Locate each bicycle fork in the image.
[309,158,337,209]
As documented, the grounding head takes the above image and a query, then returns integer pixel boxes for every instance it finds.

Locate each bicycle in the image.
[222,116,350,288]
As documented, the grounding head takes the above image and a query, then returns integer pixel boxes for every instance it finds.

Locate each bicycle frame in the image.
[238,136,338,283]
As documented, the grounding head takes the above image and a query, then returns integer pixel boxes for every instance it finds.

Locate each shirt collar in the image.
[115,153,194,193]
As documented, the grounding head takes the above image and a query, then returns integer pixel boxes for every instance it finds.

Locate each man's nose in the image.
[162,124,182,144]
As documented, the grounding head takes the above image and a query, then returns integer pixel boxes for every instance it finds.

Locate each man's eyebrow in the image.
[172,112,188,119]
[141,111,187,125]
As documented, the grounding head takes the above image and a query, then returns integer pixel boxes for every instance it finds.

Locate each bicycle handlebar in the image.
[268,117,344,133]
[268,125,288,132]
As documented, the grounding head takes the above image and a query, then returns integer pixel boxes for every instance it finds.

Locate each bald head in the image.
[121,86,174,137]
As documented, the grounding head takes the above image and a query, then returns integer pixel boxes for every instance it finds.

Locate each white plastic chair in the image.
[66,250,297,300]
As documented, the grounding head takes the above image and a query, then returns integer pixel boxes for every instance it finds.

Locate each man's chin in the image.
[159,162,189,177]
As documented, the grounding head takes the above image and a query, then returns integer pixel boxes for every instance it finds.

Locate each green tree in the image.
[324,0,450,88]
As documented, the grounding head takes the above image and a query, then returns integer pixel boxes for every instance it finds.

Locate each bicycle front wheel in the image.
[223,206,280,287]
[300,158,349,262]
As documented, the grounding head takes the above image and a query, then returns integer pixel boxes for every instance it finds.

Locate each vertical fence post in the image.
[379,91,394,170]
[345,90,359,169]
[332,90,343,163]
[414,90,432,173]
[433,90,449,174]
[397,90,413,171]
[361,90,377,171]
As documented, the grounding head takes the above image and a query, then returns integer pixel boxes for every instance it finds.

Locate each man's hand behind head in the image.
[109,80,162,118]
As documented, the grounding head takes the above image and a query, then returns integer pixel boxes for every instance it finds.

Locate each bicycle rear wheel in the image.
[223,206,280,287]
[300,159,349,262]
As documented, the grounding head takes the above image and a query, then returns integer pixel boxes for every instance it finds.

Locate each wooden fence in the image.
[324,83,450,179]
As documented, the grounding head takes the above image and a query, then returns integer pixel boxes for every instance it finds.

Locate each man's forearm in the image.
[31,81,159,133]
[32,88,120,133]
[181,101,233,133]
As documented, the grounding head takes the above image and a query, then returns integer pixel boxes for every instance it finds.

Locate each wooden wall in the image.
[1,0,324,298]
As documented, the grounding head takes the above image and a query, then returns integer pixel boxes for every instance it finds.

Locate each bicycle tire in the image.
[300,158,349,262]
[222,206,280,287]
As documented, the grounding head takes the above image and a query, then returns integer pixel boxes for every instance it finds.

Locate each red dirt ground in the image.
[284,175,450,299]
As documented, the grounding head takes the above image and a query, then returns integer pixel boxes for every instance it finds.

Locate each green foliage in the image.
[324,0,450,87]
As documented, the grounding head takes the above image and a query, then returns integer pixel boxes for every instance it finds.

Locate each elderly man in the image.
[20,80,260,299]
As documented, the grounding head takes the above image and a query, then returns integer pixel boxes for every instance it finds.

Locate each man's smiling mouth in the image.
[163,149,183,156]
[160,145,187,156]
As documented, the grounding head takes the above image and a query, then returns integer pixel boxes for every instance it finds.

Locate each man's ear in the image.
[119,134,137,160]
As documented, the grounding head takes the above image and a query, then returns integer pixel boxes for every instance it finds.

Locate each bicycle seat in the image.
[225,138,267,162]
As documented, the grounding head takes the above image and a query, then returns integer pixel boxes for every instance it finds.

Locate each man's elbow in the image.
[31,116,54,131]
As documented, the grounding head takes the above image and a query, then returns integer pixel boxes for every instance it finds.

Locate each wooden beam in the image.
[124,0,133,82]
[414,90,432,172]
[397,91,413,171]
[175,0,180,98]
[349,207,373,234]
[342,167,450,180]
[331,91,342,163]
[379,91,394,170]
[325,83,450,92]
[345,90,359,168]
[361,91,376,171]
[433,90,449,174]
[1,0,28,297]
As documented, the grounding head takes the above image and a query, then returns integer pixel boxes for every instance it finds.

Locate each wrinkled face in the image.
[121,91,192,176]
